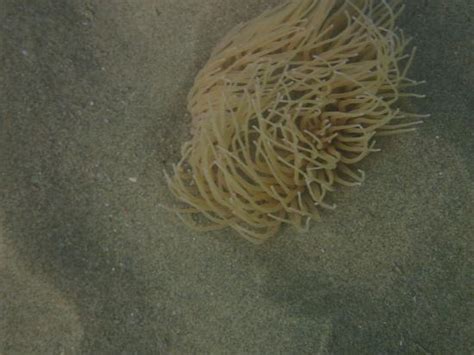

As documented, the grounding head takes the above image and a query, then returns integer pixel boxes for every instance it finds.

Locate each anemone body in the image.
[166,0,423,243]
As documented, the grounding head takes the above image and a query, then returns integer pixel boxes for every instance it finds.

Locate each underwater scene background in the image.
[1,0,472,353]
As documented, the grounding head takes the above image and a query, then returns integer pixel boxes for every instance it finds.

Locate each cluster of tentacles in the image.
[165,0,426,243]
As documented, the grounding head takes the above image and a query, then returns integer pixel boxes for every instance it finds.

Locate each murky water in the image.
[1,0,472,353]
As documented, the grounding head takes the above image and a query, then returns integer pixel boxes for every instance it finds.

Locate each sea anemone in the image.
[164,0,426,243]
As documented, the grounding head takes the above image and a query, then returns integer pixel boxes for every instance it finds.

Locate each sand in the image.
[1,0,472,353]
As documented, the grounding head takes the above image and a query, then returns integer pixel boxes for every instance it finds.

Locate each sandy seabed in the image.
[1,0,472,353]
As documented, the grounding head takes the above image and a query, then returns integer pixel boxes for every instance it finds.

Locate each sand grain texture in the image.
[1,0,472,353]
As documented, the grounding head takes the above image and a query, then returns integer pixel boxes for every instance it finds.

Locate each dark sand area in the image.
[1,0,472,353]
